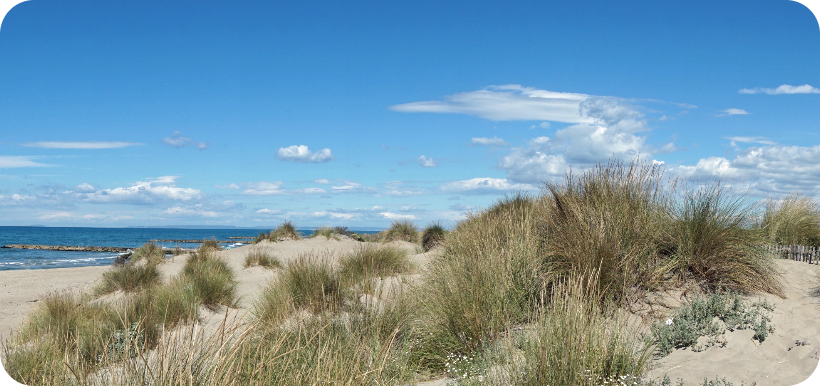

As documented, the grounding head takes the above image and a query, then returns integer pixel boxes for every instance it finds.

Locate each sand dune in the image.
[1,239,819,385]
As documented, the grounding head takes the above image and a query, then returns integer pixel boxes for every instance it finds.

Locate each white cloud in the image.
[471,136,509,146]
[726,136,778,146]
[0,156,51,169]
[294,187,327,194]
[739,84,820,95]
[675,144,820,195]
[540,122,551,129]
[22,141,142,149]
[313,211,357,220]
[314,179,331,184]
[418,155,437,167]
[79,176,202,204]
[163,132,208,150]
[75,183,96,193]
[380,212,417,220]
[331,181,375,194]
[390,85,593,123]
[38,211,73,220]
[440,178,537,194]
[215,183,241,189]
[276,145,333,163]
[0,194,36,205]
[256,208,283,215]
[162,205,218,218]
[719,108,750,116]
[243,181,285,195]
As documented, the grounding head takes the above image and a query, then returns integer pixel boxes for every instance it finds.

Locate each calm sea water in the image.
[0,226,326,270]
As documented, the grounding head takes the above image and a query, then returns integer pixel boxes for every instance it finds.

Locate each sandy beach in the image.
[1,237,819,385]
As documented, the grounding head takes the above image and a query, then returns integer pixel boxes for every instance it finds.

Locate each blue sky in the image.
[0,0,819,229]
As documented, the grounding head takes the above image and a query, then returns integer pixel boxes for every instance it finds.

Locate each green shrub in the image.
[761,192,820,246]
[421,222,448,251]
[384,220,419,243]
[651,291,774,356]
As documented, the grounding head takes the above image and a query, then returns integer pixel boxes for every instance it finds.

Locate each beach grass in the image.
[383,219,419,243]
[311,226,339,240]
[271,221,301,241]
[243,247,282,269]
[94,262,162,295]
[339,244,411,284]
[421,222,448,251]
[182,248,238,310]
[761,192,820,246]
[128,242,165,265]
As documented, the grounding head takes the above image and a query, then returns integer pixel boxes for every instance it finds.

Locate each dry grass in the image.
[339,244,412,284]
[182,248,238,310]
[383,220,419,243]
[761,192,820,246]
[94,263,161,295]
[243,247,282,269]
[128,242,165,265]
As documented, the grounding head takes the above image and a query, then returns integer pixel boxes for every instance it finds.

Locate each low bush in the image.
[651,291,775,356]
[311,226,338,240]
[270,221,301,241]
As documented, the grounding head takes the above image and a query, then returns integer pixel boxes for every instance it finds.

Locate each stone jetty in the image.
[1,244,196,254]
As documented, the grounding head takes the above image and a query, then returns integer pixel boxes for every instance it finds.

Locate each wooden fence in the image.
[764,244,820,264]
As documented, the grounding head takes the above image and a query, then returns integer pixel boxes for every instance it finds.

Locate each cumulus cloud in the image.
[471,136,509,146]
[391,85,593,123]
[719,108,750,116]
[78,176,202,204]
[440,178,537,194]
[675,144,820,195]
[739,84,820,95]
[418,155,437,167]
[163,132,207,150]
[276,145,333,163]
[243,181,285,195]
[22,141,142,149]
[0,156,51,169]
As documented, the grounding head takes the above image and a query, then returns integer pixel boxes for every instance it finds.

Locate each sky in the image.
[0,0,819,229]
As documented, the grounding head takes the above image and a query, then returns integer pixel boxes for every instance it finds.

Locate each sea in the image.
[0,226,376,271]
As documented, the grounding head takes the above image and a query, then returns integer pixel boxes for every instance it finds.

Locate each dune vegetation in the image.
[3,159,806,385]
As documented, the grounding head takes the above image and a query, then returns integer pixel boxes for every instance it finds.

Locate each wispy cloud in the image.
[739,84,820,95]
[418,155,437,167]
[391,85,593,123]
[22,141,142,149]
[471,136,509,146]
[719,108,750,116]
[276,145,333,163]
[440,178,536,194]
[0,156,51,169]
[380,212,417,220]
[76,176,202,204]
[725,136,778,146]
[162,205,218,218]
[163,132,208,150]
